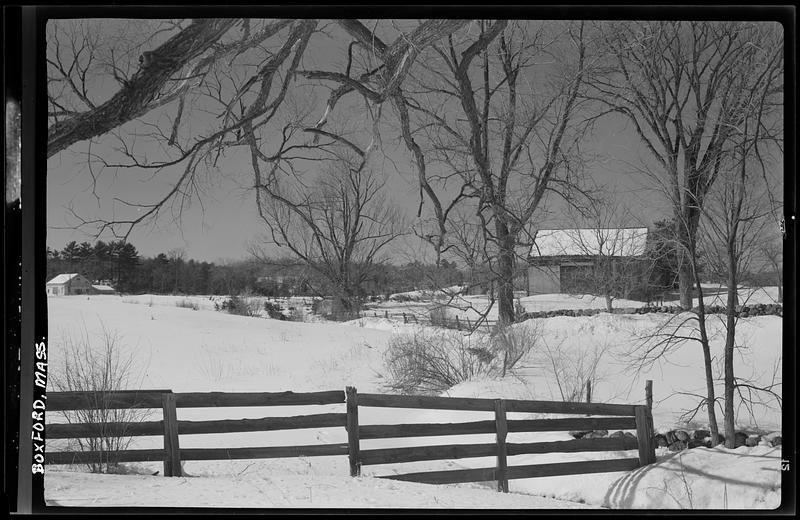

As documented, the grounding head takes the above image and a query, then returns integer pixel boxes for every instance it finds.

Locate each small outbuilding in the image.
[46,273,94,296]
[527,228,649,296]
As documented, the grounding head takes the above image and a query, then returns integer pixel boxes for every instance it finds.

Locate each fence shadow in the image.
[603,447,782,508]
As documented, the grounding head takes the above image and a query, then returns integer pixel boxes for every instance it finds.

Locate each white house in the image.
[46,273,94,296]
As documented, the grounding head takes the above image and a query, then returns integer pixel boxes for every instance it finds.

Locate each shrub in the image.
[288,305,307,322]
[175,298,199,310]
[489,324,539,377]
[383,330,493,395]
[216,294,261,317]
[264,301,287,320]
[50,324,150,474]
[539,338,608,402]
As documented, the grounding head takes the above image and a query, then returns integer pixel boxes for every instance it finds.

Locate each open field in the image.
[45,291,783,509]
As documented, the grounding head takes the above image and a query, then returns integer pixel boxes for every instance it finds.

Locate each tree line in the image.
[47,221,694,303]
[46,240,465,298]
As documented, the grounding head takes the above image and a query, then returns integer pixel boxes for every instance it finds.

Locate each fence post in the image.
[455,315,460,330]
[494,399,509,493]
[645,379,655,451]
[161,391,181,477]
[403,312,407,324]
[466,317,472,330]
[345,386,361,477]
[585,380,592,403]
[634,405,656,466]
[385,310,389,319]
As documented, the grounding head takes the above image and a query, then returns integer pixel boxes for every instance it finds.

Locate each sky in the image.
[45,18,778,265]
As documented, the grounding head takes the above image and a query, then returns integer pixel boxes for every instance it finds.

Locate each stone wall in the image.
[521,303,782,320]
[570,427,782,452]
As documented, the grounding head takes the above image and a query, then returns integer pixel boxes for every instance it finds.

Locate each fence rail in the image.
[46,384,656,491]
[359,309,498,331]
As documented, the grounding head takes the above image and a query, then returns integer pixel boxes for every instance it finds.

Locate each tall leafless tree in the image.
[760,235,783,303]
[587,21,784,310]
[622,22,783,444]
[697,38,783,447]
[393,20,591,325]
[250,141,404,316]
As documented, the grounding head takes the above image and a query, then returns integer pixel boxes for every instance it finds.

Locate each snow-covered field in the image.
[44,291,783,510]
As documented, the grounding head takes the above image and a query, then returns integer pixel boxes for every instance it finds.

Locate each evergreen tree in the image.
[61,241,80,272]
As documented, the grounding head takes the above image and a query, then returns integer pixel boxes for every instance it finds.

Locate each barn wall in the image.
[528,265,561,295]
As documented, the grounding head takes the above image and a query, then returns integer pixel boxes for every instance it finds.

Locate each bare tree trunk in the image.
[495,220,516,325]
[604,294,613,313]
[678,259,694,310]
[693,258,720,445]
[723,249,738,447]
[676,217,696,310]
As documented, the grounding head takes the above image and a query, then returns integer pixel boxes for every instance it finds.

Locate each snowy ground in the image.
[44,291,783,510]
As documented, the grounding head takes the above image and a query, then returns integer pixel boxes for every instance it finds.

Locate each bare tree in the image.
[562,198,651,311]
[166,247,186,294]
[588,21,784,310]
[760,234,783,303]
[395,20,591,325]
[251,146,404,317]
[697,43,783,447]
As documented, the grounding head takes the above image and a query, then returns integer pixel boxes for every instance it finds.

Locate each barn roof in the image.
[529,228,648,258]
[46,273,81,285]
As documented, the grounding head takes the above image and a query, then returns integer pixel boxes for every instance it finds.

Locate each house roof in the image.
[46,273,81,285]
[529,228,648,258]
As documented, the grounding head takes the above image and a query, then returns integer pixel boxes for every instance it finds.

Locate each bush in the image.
[50,324,150,474]
[175,298,199,310]
[264,301,287,320]
[489,324,539,377]
[383,330,494,395]
[215,294,261,317]
[539,338,608,402]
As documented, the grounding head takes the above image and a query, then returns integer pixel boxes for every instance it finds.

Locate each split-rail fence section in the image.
[46,387,656,492]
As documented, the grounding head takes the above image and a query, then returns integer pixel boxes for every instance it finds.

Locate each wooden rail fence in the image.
[359,310,498,332]
[45,386,656,491]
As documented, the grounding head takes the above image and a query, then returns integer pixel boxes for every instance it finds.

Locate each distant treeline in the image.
[46,241,467,297]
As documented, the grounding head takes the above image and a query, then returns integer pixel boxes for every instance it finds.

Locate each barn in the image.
[46,273,94,296]
[527,228,649,296]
